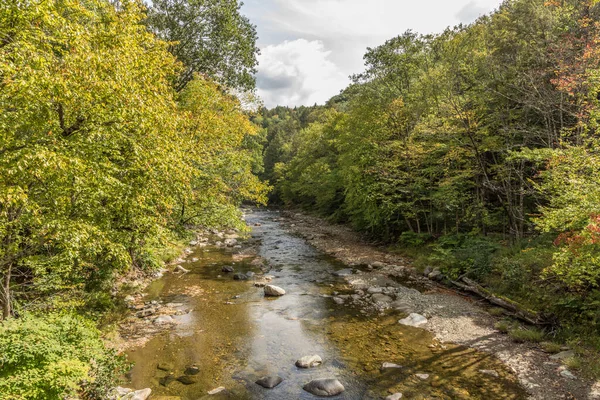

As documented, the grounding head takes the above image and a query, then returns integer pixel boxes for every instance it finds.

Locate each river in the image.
[125,208,526,399]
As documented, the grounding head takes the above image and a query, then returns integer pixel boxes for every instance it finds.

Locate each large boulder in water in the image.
[295,355,322,368]
[264,285,286,296]
[303,379,345,397]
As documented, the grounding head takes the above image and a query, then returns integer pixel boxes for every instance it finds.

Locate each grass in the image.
[494,320,513,333]
[488,307,505,317]
[563,356,582,370]
[541,341,563,354]
[508,327,545,343]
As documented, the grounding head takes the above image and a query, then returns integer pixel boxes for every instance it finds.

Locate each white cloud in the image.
[242,0,504,107]
[256,39,349,108]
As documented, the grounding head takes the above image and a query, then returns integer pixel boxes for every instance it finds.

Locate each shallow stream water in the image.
[125,209,526,399]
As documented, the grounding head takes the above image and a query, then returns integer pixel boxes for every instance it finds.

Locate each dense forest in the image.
[257,0,600,351]
[2,0,600,398]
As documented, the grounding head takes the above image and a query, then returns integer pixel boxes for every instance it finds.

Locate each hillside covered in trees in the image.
[258,0,600,352]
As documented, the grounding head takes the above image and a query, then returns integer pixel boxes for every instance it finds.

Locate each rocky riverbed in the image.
[109,208,598,399]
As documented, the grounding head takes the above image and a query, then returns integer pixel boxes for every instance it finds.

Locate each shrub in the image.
[0,313,128,399]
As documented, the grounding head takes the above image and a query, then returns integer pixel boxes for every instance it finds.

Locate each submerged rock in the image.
[381,362,402,370]
[255,376,284,389]
[415,373,430,380]
[184,365,200,375]
[398,313,428,327]
[176,375,197,385]
[221,266,234,273]
[332,268,353,277]
[303,379,345,397]
[386,394,403,400]
[159,375,175,387]
[207,387,226,395]
[264,285,286,296]
[233,273,248,281]
[121,388,152,400]
[296,355,322,368]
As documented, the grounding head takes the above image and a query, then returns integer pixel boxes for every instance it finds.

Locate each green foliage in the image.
[146,0,259,92]
[0,313,128,400]
[0,0,268,318]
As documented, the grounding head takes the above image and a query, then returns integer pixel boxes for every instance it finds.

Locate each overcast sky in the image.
[241,0,504,108]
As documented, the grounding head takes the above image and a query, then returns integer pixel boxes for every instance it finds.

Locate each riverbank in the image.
[279,209,600,400]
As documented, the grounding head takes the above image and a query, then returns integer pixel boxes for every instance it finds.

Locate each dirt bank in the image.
[279,209,600,400]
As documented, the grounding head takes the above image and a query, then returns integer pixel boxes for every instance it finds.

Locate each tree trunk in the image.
[2,264,11,320]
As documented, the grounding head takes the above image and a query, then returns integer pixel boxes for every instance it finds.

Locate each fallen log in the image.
[449,277,547,326]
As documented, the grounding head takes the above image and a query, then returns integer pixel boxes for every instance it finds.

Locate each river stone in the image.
[233,273,248,281]
[303,379,345,397]
[264,285,286,296]
[176,375,197,385]
[479,369,499,378]
[121,388,152,400]
[159,375,175,386]
[173,265,189,273]
[207,387,226,395]
[560,369,576,379]
[221,266,234,273]
[157,362,173,371]
[296,355,322,368]
[153,315,174,325]
[381,362,402,370]
[386,394,403,400]
[184,365,200,375]
[371,261,386,269]
[398,313,428,327]
[332,268,353,277]
[550,350,575,360]
[255,376,284,389]
[371,293,393,303]
[224,238,238,246]
[333,296,345,305]
[416,373,430,380]
[366,287,384,294]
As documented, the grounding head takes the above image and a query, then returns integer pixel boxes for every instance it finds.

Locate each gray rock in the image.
[121,388,152,400]
[560,369,577,379]
[550,350,575,360]
[333,297,345,305]
[208,386,226,395]
[371,261,385,269]
[245,271,256,278]
[479,369,499,378]
[423,266,433,276]
[173,265,189,273]
[366,287,384,294]
[381,362,402,370]
[255,376,284,389]
[428,269,443,281]
[233,273,248,281]
[415,373,429,380]
[224,238,238,247]
[398,313,428,327]
[386,394,403,400]
[296,355,322,368]
[371,293,393,303]
[264,285,286,296]
[153,315,174,325]
[303,379,345,397]
[332,269,353,277]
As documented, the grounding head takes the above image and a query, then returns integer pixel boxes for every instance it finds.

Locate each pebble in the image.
[416,373,430,380]
[381,362,402,370]
[479,369,499,378]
